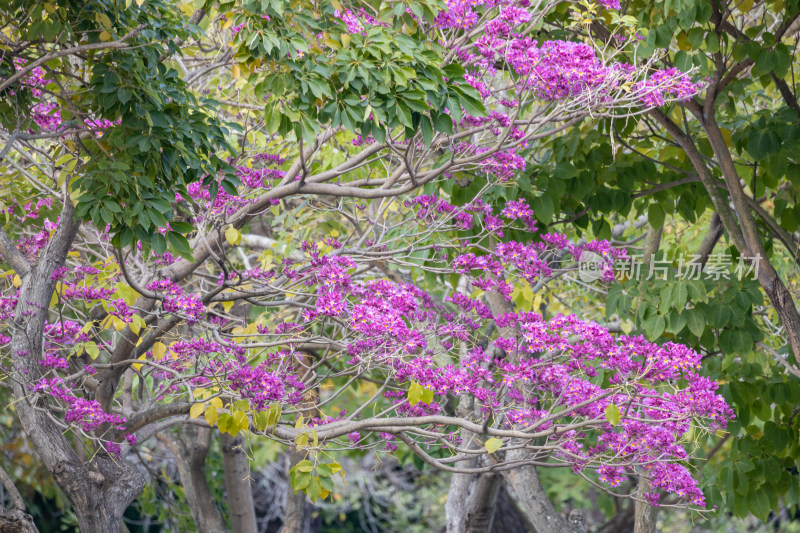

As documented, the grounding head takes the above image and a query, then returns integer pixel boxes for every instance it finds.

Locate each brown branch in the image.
[0,463,25,511]
[0,227,31,276]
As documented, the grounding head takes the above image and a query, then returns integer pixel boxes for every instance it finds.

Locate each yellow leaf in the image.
[152,341,167,360]
[295,415,305,429]
[222,300,235,312]
[95,12,112,29]
[111,317,127,331]
[720,128,733,147]
[136,0,145,5]
[521,284,533,304]
[340,33,351,48]
[99,30,112,41]
[132,353,146,371]
[232,410,248,431]
[12,275,21,288]
[225,226,242,246]
[676,32,690,51]
[231,64,241,79]
[408,382,424,406]
[190,403,205,419]
[205,405,219,426]
[295,433,309,448]
[484,438,503,453]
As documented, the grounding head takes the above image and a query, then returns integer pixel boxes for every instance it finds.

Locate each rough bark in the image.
[446,467,502,533]
[0,509,38,533]
[0,465,37,533]
[501,449,584,533]
[5,203,145,533]
[161,426,227,533]
[222,433,258,533]
[633,478,657,533]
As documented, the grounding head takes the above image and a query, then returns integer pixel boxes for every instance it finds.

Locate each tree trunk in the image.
[6,207,145,533]
[633,477,657,533]
[222,433,257,533]
[0,509,38,533]
[501,449,584,533]
[161,426,227,533]
[282,449,314,533]
[0,464,38,533]
[448,471,502,533]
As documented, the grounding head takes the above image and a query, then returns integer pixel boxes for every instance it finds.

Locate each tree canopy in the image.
[1,0,799,532]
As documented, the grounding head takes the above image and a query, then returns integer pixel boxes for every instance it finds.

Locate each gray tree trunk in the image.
[162,426,227,533]
[446,470,502,533]
[6,206,145,533]
[501,449,584,533]
[633,477,657,533]
[222,433,258,533]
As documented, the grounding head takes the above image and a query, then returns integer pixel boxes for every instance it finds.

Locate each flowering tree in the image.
[0,0,731,531]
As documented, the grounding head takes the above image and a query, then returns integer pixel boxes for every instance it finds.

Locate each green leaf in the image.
[422,387,434,405]
[307,476,322,502]
[233,410,249,431]
[293,471,311,492]
[253,411,269,431]
[605,404,621,426]
[720,328,753,354]
[748,486,771,521]
[685,308,706,337]
[167,232,193,260]
[84,341,100,359]
[420,115,433,146]
[319,474,334,492]
[296,460,314,473]
[648,203,665,229]
[431,112,453,134]
[642,314,666,340]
